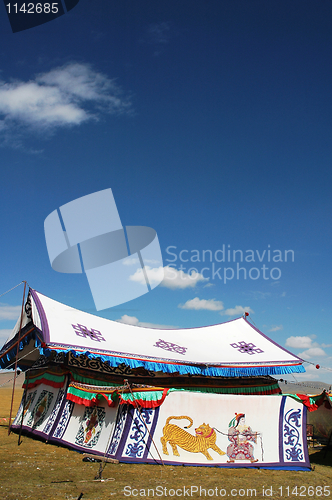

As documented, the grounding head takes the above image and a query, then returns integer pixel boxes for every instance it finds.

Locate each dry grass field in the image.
[0,385,331,500]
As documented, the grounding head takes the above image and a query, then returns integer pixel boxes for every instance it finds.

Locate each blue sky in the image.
[0,0,331,383]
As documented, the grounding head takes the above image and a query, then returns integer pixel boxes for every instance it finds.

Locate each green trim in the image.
[25,372,65,385]
[168,384,280,395]
[72,373,122,387]
[67,386,114,402]
[117,383,280,403]
[119,390,165,403]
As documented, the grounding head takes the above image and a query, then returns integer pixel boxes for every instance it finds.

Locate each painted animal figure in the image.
[160,415,226,460]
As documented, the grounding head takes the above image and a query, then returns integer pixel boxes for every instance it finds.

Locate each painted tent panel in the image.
[13,383,66,438]
[14,384,310,470]
[53,400,118,453]
[109,391,310,470]
[12,381,118,455]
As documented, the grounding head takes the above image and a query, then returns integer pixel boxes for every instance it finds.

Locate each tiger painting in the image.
[160,415,226,460]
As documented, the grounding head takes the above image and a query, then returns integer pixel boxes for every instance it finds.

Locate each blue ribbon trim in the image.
[39,346,305,377]
[0,330,41,370]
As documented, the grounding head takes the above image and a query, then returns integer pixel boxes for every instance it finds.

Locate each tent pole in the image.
[8,281,27,436]
[124,380,165,466]
[18,369,29,445]
[0,327,35,363]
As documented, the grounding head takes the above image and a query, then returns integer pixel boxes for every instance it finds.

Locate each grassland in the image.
[0,386,331,500]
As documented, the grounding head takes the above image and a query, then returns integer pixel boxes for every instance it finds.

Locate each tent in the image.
[298,392,332,446]
[0,288,311,470]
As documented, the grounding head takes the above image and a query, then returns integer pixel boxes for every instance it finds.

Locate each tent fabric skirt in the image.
[11,381,310,470]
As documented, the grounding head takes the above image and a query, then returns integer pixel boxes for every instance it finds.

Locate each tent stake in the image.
[8,281,26,436]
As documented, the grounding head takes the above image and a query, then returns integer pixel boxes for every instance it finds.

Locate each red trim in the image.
[295,394,325,412]
[23,378,65,389]
[118,388,169,408]
[66,393,116,407]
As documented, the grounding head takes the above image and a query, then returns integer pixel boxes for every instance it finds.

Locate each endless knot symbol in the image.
[154,339,187,356]
[230,341,264,355]
[72,324,106,342]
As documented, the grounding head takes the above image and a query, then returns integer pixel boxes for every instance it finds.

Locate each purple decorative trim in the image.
[124,408,154,459]
[107,405,128,457]
[29,288,50,343]
[113,456,310,470]
[278,396,286,462]
[143,406,160,461]
[47,376,70,436]
[113,406,134,460]
[244,317,304,362]
[302,406,310,465]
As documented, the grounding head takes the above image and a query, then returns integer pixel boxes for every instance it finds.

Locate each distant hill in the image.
[0,371,24,389]
[279,380,331,395]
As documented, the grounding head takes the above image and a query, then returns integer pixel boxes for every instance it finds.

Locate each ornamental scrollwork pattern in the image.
[284,408,303,462]
[124,409,154,459]
[43,388,65,435]
[52,400,74,439]
[107,405,128,456]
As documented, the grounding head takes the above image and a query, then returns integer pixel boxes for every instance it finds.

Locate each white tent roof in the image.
[1,289,304,377]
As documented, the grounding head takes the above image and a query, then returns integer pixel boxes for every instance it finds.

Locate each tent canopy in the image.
[0,288,305,378]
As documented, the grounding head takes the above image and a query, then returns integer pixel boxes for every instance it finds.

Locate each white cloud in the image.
[269,325,283,332]
[285,336,313,349]
[0,304,21,320]
[0,63,131,136]
[145,266,164,284]
[298,347,326,359]
[129,266,164,285]
[221,305,254,317]
[321,343,332,348]
[0,329,13,345]
[245,291,270,300]
[116,315,175,329]
[179,297,224,311]
[129,265,207,289]
[161,266,208,289]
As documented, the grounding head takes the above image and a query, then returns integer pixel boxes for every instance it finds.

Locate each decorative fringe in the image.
[0,331,41,369]
[283,392,332,412]
[167,384,281,396]
[23,371,65,389]
[67,385,117,407]
[40,346,305,378]
[118,388,169,408]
